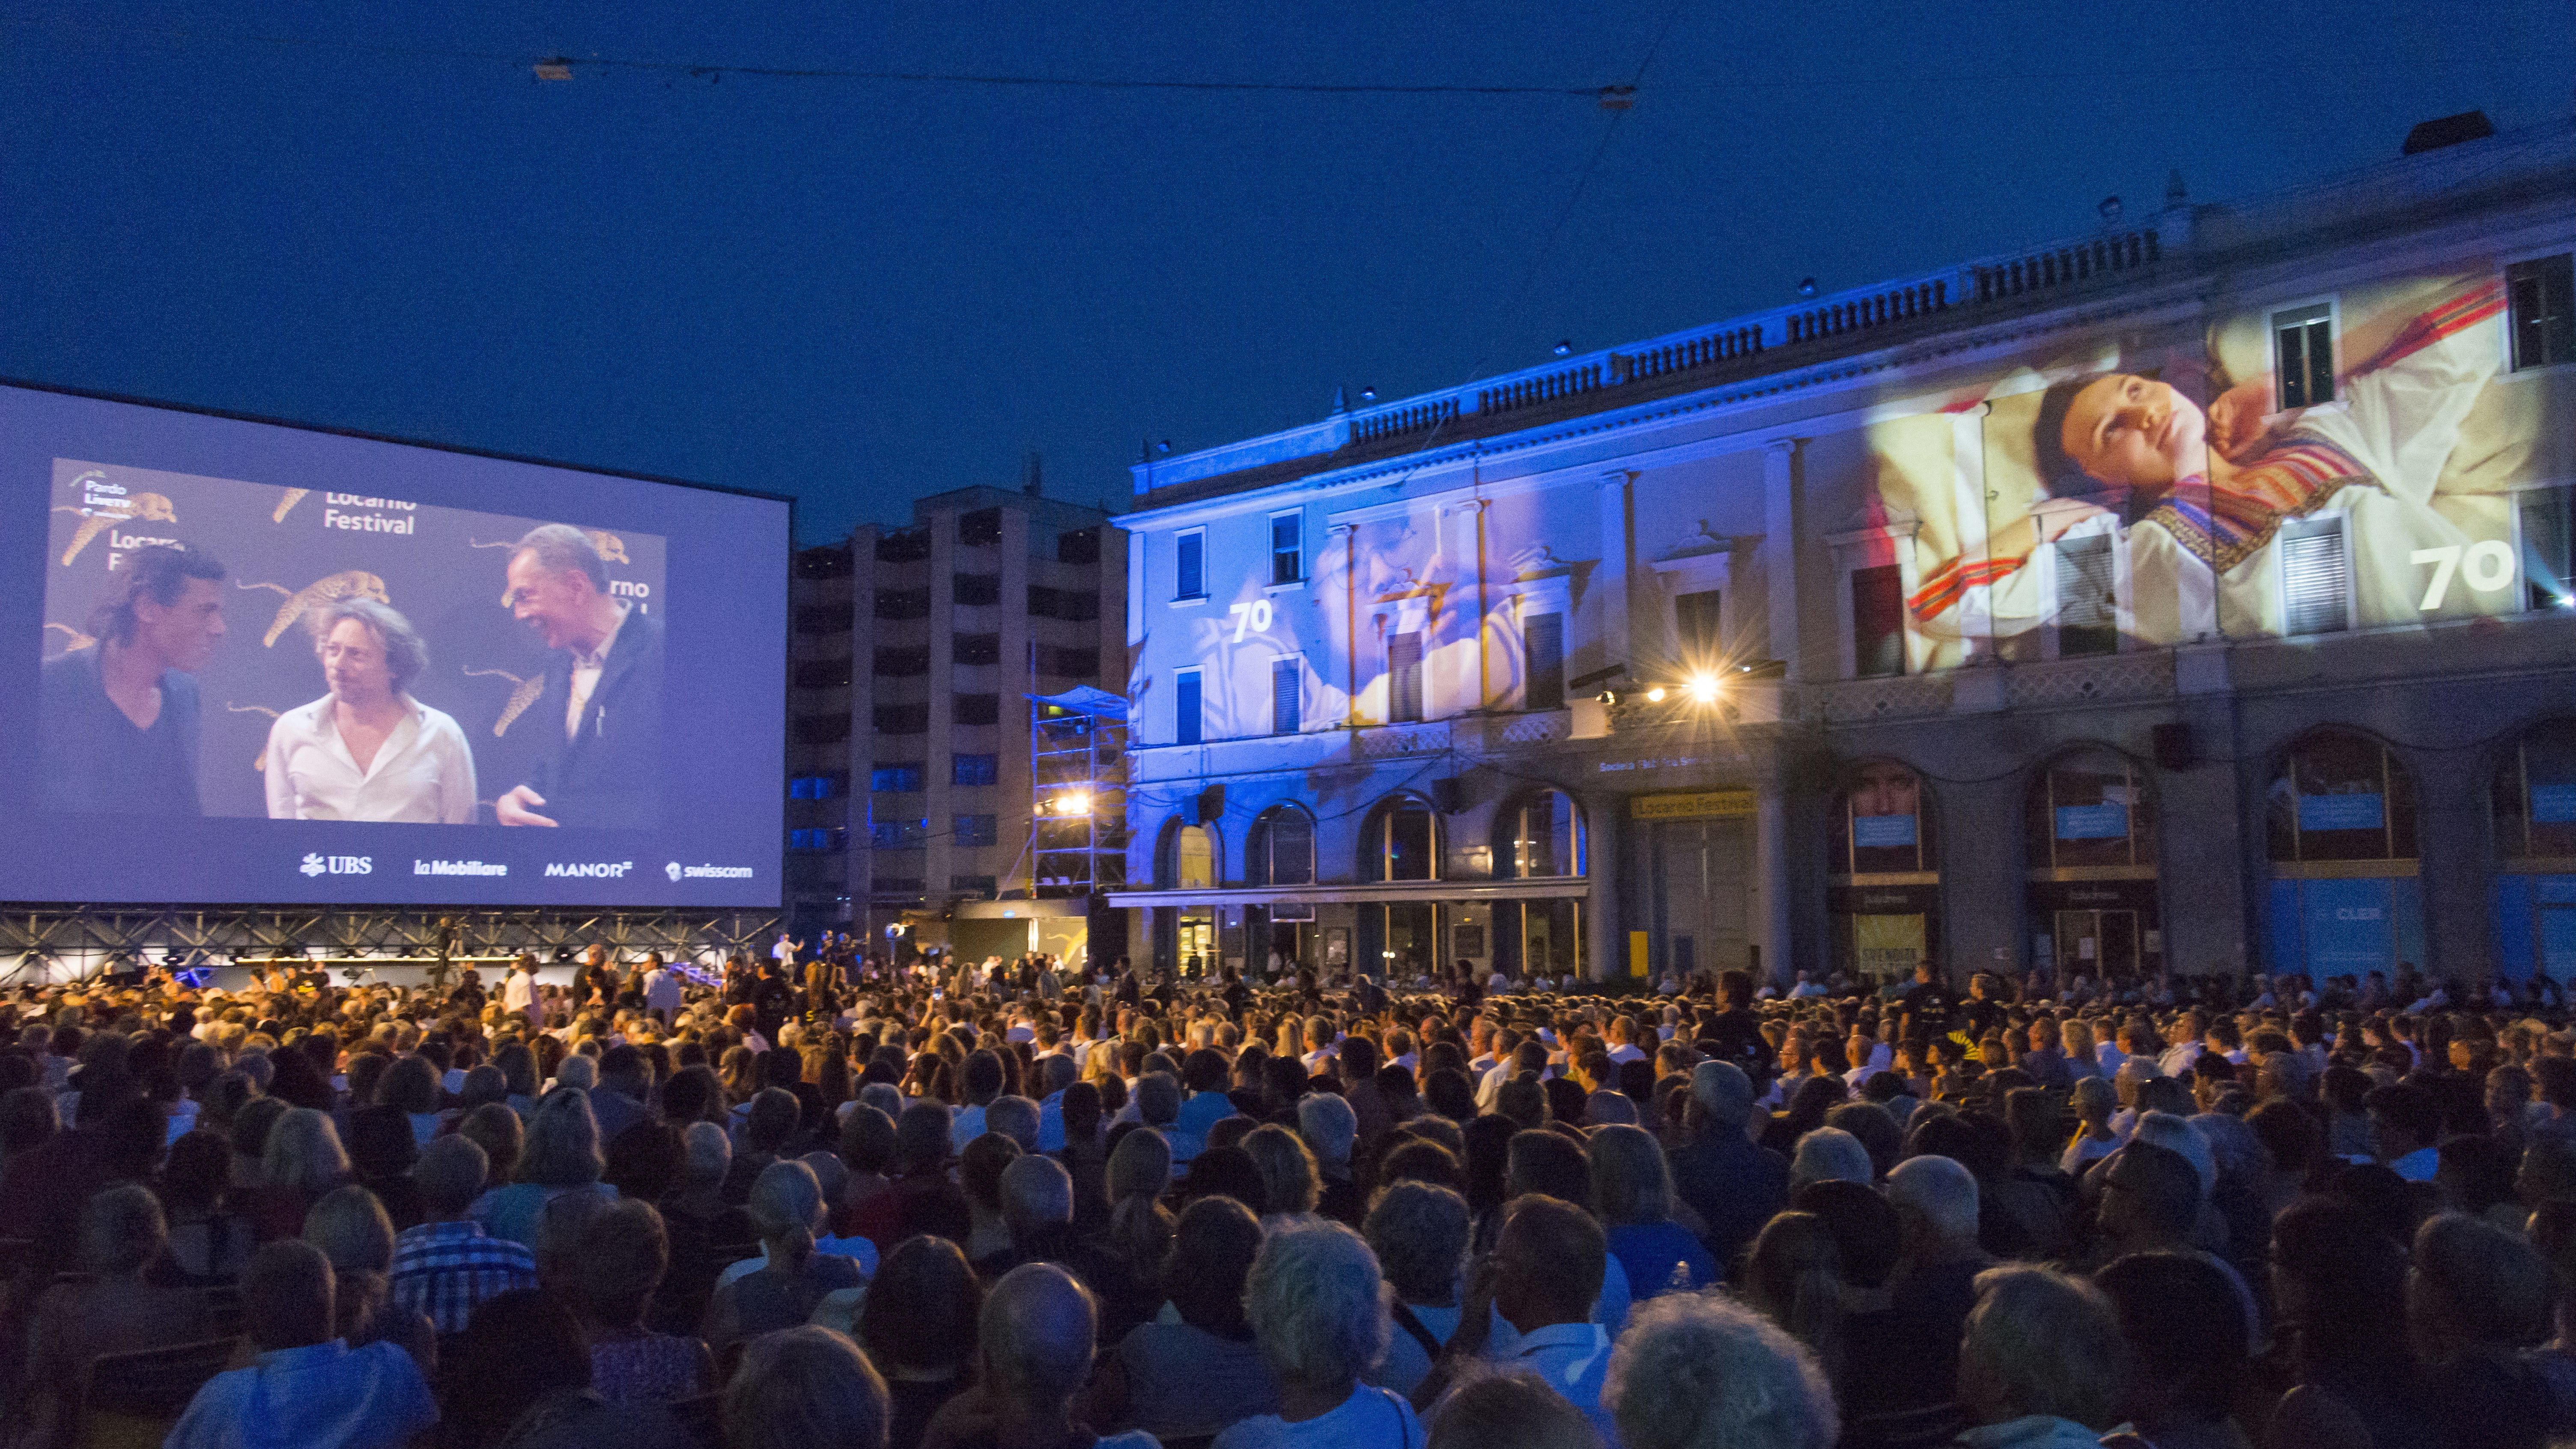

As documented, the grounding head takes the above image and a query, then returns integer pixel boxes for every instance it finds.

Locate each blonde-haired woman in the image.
[247,1107,349,1241]
[2060,1020,2102,1082]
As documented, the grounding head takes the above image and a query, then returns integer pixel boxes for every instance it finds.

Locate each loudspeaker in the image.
[1430,777,1467,814]
[1196,784,1227,823]
[2151,722,2194,772]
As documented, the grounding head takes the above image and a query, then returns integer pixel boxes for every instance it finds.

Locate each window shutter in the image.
[1388,632,1424,722]
[2280,521,2350,635]
[1272,659,1301,735]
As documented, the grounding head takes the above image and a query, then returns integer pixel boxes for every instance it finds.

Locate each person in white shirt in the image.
[501,956,543,1033]
[641,956,683,1021]
[262,598,476,824]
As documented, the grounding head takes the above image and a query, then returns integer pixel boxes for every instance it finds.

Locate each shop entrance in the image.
[2053,908,2139,982]
[1176,909,1215,979]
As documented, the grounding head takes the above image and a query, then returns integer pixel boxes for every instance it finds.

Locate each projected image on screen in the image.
[39,458,668,829]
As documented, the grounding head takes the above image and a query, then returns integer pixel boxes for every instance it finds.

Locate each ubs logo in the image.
[300,853,372,877]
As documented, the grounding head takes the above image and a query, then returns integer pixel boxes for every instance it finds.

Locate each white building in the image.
[1108,116,2576,989]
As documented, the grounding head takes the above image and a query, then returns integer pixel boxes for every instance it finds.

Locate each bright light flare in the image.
[1645,686,1667,703]
[1687,673,1720,704]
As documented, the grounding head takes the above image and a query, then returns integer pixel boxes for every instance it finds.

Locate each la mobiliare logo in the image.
[298,853,373,877]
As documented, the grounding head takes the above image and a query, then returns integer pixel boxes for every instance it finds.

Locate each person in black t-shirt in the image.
[39,543,229,818]
[1898,961,1957,1045]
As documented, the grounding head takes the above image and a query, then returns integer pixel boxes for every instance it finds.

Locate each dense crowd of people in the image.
[2,944,2574,1449]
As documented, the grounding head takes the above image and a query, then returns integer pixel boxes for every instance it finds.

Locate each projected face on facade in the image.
[2053,373,2206,496]
[1850,759,1922,820]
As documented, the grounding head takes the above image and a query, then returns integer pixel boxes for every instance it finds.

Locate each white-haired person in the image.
[1425,1367,1604,1449]
[1953,1266,2129,1449]
[1604,1290,1837,1449]
[1787,1127,1875,1194]
[263,596,477,823]
[1881,1153,1991,1415]
[1214,1219,1423,1448]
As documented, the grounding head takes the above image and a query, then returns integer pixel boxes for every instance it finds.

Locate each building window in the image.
[870,763,924,793]
[793,657,853,689]
[870,818,929,849]
[2266,731,2423,975]
[1272,657,1302,734]
[869,705,927,736]
[1387,631,1424,722]
[875,528,931,563]
[2510,254,2574,372]
[1176,530,1206,601]
[1160,820,1219,889]
[1505,790,1584,878]
[1674,590,1722,662]
[2279,517,2350,636]
[959,508,1002,547]
[1851,565,1905,678]
[2056,534,2117,657]
[952,694,1000,727]
[787,827,848,852]
[2273,302,2335,409]
[2525,486,2574,611]
[952,753,998,787]
[954,633,1001,666]
[872,647,929,677]
[874,588,930,621]
[953,573,1001,606]
[1365,797,1440,882]
[787,774,844,800]
[1058,528,1101,565]
[1523,612,1565,712]
[954,814,998,847]
[797,714,851,743]
[1036,645,1099,679]
[1028,585,1100,621]
[1249,805,1315,887]
[1175,668,1202,745]
[794,606,851,635]
[950,874,998,897]
[1271,513,1303,585]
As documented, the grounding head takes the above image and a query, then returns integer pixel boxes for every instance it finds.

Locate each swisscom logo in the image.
[668,862,755,881]
[299,853,372,877]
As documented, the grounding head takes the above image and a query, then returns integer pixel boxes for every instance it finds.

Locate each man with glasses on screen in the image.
[39,543,228,817]
[490,524,663,829]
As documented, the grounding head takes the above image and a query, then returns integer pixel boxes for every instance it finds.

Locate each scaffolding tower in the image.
[1025,686,1128,898]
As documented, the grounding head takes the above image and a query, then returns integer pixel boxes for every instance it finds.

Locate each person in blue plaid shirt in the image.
[389,1135,537,1336]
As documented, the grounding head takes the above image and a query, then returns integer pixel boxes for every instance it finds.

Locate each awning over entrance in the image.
[1107,878,1590,909]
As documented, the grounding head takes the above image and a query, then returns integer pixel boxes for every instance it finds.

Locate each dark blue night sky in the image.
[4,2,2567,542]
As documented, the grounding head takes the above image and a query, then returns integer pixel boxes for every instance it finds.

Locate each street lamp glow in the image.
[1060,791,1091,816]
[1645,686,1667,703]
[1687,672,1720,704]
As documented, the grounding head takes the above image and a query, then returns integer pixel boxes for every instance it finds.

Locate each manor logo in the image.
[300,853,371,877]
[544,861,634,879]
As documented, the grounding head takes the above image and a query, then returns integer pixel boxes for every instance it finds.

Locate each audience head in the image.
[1884,1153,1978,1252]
[1165,1194,1264,1339]
[859,1235,982,1375]
[1956,1265,2128,1430]
[1607,1290,1838,1449]
[80,1181,167,1276]
[2094,1250,2253,1434]
[242,1238,335,1352]
[1494,1193,1607,1332]
[979,1263,1100,1417]
[1788,1127,1873,1191]
[1427,1367,1609,1449]
[724,1325,891,1449]
[1243,1219,1390,1397]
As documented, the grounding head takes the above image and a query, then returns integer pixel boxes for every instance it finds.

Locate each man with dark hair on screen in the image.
[39,543,228,816]
[491,523,663,829]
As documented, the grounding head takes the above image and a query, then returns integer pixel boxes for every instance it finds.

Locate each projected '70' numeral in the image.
[1227,600,1276,641]
[2410,542,2516,611]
